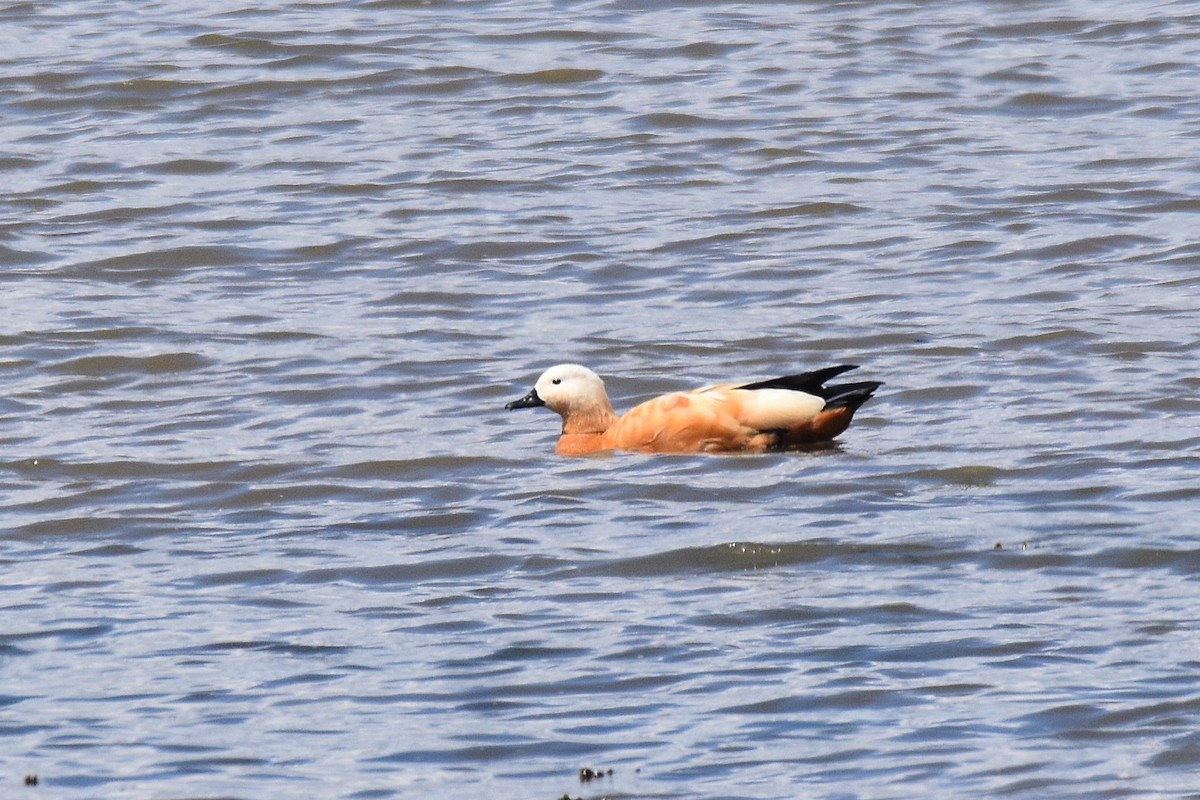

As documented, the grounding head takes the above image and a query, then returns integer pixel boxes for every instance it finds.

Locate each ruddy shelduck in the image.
[505,363,880,455]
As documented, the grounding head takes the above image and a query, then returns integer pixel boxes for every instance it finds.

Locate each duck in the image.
[505,363,880,455]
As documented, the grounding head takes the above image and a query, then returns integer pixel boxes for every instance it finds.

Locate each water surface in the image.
[2,1,1199,798]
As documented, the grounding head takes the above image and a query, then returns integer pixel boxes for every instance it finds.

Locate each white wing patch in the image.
[723,388,825,430]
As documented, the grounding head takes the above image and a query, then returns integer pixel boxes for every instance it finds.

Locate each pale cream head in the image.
[531,363,610,414]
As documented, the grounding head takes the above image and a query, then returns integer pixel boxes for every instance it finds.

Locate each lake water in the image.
[2,1,1199,798]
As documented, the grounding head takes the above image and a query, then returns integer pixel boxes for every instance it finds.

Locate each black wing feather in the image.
[739,365,881,411]
[737,364,859,395]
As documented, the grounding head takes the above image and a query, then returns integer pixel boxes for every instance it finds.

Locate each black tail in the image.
[821,381,882,412]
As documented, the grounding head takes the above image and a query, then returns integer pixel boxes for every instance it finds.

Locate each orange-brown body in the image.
[506,364,879,456]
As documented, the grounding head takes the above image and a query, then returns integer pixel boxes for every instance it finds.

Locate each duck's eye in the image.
[552,378,562,385]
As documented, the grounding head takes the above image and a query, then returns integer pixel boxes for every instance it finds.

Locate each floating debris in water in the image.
[579,766,613,782]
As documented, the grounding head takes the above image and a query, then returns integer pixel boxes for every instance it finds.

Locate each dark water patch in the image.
[7,516,169,542]
[157,755,270,772]
[1148,735,1200,768]
[994,235,1160,263]
[402,618,490,637]
[979,65,1056,85]
[142,158,236,176]
[398,67,492,96]
[889,383,985,403]
[630,112,731,131]
[0,694,31,709]
[171,640,353,657]
[981,19,1091,39]
[694,600,965,630]
[262,670,344,690]
[1014,702,1152,742]
[569,540,963,578]
[722,687,923,715]
[212,481,394,513]
[52,203,203,228]
[1004,290,1079,304]
[1089,338,1190,357]
[990,327,1101,350]
[47,352,211,377]
[1017,186,1110,204]
[37,178,150,195]
[1130,197,1200,214]
[1082,19,1171,42]
[60,245,265,282]
[1090,547,1200,574]
[391,509,490,534]
[691,605,841,629]
[7,458,298,484]
[318,181,394,198]
[997,91,1129,116]
[499,68,604,86]
[0,244,53,266]
[927,238,1001,260]
[294,555,519,586]
[1127,59,1195,75]
[1,623,112,644]
[494,644,594,662]
[333,455,508,480]
[888,462,1008,489]
[40,580,119,593]
[746,201,868,219]
[0,155,43,170]
[188,32,292,56]
[20,325,163,343]
[234,325,330,342]
[369,738,610,765]
[1125,485,1200,503]
[431,238,573,261]
[474,27,624,45]
[67,542,144,557]
[234,595,314,610]
[191,568,294,588]
[1098,697,1200,730]
[490,671,681,699]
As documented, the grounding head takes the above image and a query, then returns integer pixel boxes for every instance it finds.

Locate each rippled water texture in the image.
[2,1,1199,798]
